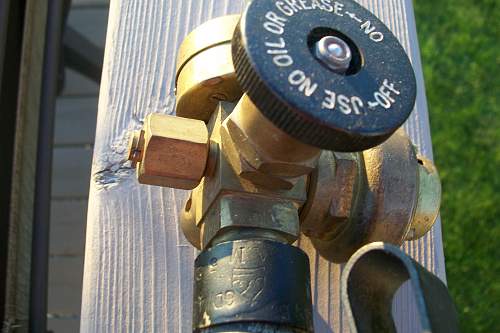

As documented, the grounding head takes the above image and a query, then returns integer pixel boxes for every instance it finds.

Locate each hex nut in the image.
[129,113,209,190]
[200,196,300,248]
[220,122,298,190]
[223,96,320,179]
[300,151,360,240]
[224,117,318,177]
[327,152,360,230]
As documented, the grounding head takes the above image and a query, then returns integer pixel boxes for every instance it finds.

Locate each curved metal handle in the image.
[341,242,459,333]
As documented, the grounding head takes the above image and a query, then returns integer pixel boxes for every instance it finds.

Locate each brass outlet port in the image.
[127,113,209,190]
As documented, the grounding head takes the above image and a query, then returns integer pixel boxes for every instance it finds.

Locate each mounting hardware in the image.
[314,36,353,74]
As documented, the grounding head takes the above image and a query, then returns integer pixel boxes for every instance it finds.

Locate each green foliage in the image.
[414,0,500,331]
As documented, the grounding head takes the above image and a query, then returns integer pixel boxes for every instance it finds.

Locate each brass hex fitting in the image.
[220,128,300,190]
[180,103,308,249]
[175,15,242,122]
[302,129,442,262]
[328,153,361,230]
[300,151,361,240]
[127,113,209,190]
[199,196,300,249]
[221,95,321,190]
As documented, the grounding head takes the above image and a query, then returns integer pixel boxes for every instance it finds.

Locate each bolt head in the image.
[314,36,352,74]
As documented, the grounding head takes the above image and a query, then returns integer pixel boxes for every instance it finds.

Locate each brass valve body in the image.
[126,15,441,263]
[221,95,321,190]
[181,103,307,250]
[301,130,441,262]
[175,15,242,121]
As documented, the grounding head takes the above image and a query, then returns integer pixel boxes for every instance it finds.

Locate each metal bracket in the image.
[341,242,459,333]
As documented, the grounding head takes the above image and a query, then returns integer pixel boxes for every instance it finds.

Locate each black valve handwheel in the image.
[232,0,417,152]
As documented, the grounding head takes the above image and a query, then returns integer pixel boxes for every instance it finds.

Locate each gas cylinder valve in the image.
[126,1,445,332]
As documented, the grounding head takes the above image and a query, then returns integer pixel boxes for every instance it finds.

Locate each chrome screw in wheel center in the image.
[314,36,353,74]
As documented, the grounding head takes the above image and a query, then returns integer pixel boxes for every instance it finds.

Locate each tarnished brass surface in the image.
[181,103,307,249]
[121,12,451,333]
[221,95,320,189]
[127,107,441,260]
[221,121,300,190]
[127,113,209,190]
[328,153,361,230]
[175,15,242,121]
[305,129,441,262]
[300,151,361,240]
[131,103,441,257]
[200,196,300,248]
[299,151,337,238]
[361,129,419,243]
[405,156,442,240]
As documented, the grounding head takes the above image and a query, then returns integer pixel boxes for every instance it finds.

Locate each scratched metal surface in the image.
[81,0,445,332]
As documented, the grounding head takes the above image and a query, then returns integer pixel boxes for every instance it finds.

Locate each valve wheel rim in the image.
[233,0,417,151]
